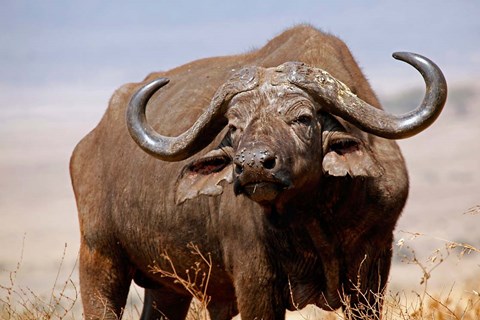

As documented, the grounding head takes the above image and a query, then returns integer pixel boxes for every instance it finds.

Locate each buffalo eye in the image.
[292,114,313,126]
[226,124,242,148]
[228,124,238,134]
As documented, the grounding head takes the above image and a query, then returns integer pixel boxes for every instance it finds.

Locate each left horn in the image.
[126,67,259,161]
[286,52,447,139]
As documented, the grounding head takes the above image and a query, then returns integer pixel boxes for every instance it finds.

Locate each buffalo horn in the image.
[288,52,447,139]
[126,67,258,161]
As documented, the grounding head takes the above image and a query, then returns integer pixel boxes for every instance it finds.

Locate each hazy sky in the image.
[2,0,479,97]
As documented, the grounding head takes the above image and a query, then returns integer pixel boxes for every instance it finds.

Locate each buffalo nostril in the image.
[234,163,243,175]
[262,156,276,170]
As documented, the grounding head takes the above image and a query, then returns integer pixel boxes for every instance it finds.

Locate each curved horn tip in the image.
[392,51,410,60]
[391,52,439,70]
[392,51,422,64]
[392,50,421,58]
[130,77,171,106]
[146,77,170,90]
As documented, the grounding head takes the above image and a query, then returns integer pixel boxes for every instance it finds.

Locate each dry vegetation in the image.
[1,225,479,320]
[150,242,213,320]
[0,242,79,320]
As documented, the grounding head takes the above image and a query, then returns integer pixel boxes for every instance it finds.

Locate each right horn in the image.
[287,52,447,139]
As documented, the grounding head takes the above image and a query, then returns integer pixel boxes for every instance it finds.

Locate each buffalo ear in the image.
[175,148,233,204]
[322,132,383,177]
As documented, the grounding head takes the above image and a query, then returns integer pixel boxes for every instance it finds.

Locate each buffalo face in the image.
[226,82,323,206]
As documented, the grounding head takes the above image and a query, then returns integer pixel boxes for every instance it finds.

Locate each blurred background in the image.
[1,0,479,316]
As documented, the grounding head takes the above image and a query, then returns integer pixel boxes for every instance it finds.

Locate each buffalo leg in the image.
[139,288,192,320]
[79,242,132,320]
[234,273,286,319]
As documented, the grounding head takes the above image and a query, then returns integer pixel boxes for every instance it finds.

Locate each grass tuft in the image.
[1,241,79,320]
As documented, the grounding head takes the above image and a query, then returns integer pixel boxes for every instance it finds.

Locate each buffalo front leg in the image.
[79,242,132,320]
[233,271,286,319]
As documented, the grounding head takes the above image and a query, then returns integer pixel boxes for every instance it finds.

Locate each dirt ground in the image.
[1,82,478,317]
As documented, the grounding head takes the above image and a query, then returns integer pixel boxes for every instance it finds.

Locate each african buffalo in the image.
[70,25,446,319]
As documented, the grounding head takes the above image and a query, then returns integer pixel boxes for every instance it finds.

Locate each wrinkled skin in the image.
[71,26,412,319]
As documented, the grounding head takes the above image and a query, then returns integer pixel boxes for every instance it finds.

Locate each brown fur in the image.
[70,25,409,319]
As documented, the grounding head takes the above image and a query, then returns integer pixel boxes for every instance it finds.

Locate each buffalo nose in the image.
[234,146,277,175]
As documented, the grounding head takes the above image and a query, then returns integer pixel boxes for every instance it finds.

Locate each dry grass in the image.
[149,242,213,320]
[382,287,480,320]
[327,280,480,320]
[0,241,79,319]
[1,228,478,319]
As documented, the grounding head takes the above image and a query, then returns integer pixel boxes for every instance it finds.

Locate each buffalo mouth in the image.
[234,179,290,204]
